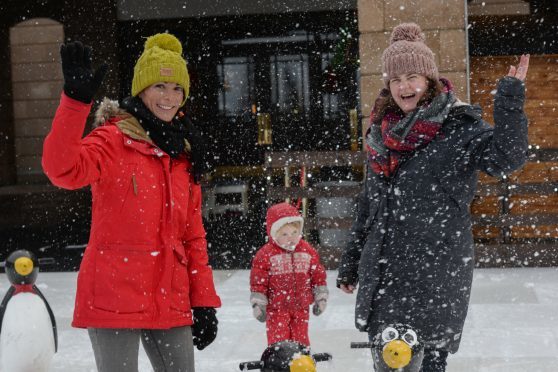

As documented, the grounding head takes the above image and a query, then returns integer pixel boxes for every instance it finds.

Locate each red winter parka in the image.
[250,203,327,310]
[42,94,221,329]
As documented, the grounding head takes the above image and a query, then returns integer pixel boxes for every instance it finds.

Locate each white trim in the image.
[250,292,268,306]
[270,216,304,241]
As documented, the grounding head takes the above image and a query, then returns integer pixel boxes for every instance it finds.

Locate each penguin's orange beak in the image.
[382,340,412,369]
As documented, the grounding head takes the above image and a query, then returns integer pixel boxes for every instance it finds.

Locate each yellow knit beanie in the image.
[131,33,190,106]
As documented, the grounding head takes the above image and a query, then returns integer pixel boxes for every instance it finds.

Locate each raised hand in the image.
[60,41,108,103]
[507,54,530,82]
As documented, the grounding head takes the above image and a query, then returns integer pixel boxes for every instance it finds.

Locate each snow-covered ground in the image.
[1,268,557,371]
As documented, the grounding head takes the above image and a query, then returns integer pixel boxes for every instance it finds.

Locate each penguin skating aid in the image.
[239,340,332,371]
[351,323,424,372]
[0,250,58,372]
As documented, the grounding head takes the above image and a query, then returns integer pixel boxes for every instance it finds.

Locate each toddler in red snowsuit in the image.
[250,202,328,346]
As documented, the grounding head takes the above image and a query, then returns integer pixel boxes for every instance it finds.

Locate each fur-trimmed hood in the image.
[93,98,153,144]
[93,97,129,128]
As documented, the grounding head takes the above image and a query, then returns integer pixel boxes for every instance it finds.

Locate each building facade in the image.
[0,0,556,269]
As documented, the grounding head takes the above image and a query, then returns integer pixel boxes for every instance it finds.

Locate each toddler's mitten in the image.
[250,292,268,323]
[312,285,329,316]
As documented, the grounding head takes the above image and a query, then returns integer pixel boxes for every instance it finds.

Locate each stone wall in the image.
[10,18,64,184]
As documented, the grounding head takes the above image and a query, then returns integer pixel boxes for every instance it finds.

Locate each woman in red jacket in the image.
[42,33,221,372]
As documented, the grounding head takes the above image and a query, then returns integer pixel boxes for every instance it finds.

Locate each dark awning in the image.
[117,0,356,20]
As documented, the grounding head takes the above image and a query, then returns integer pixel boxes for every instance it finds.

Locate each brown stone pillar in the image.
[10,18,64,184]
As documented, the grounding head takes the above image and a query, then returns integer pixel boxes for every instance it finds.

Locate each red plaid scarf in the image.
[366,78,455,177]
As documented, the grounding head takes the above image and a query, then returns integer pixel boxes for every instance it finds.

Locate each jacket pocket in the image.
[118,163,138,214]
[170,250,190,312]
[93,243,157,314]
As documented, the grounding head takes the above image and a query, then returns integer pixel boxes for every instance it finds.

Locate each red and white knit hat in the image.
[382,23,439,86]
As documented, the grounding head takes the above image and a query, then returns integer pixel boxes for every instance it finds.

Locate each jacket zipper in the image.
[132,174,138,195]
[290,252,297,309]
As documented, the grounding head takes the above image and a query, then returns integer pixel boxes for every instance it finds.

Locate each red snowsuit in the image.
[250,203,327,346]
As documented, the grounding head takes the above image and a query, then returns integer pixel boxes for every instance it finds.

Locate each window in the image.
[270,54,310,115]
[217,57,255,116]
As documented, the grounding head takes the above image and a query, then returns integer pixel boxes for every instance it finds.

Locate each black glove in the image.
[191,307,218,350]
[180,114,211,184]
[60,41,108,103]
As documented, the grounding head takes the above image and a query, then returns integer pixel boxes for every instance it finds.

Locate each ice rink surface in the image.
[1,268,557,371]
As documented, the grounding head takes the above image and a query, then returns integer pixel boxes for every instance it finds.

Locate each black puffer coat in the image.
[337,77,528,353]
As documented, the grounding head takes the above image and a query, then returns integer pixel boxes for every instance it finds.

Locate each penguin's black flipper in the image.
[313,352,333,362]
[33,285,58,352]
[0,286,16,335]
[238,360,264,370]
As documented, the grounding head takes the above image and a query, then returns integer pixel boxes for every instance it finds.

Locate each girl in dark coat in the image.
[337,23,529,371]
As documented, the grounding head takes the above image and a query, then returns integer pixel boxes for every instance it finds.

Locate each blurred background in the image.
[0,0,556,271]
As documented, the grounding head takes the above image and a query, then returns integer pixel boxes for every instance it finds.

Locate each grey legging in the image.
[88,326,195,372]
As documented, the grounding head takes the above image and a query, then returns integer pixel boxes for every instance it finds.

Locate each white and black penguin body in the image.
[371,324,424,372]
[0,250,57,372]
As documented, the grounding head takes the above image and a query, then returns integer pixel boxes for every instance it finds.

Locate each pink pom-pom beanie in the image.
[381,23,439,86]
